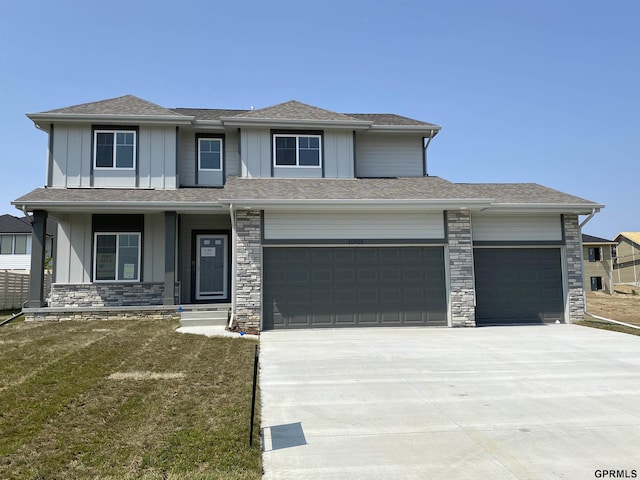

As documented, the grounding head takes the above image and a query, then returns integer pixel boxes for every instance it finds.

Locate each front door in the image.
[195,233,228,301]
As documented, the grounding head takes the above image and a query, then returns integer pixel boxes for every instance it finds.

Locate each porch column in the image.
[564,214,584,322]
[163,211,177,305]
[27,210,47,308]
[234,210,261,330]
[447,210,476,327]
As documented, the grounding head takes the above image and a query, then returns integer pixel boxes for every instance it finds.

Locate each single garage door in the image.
[263,246,447,329]
[474,248,564,325]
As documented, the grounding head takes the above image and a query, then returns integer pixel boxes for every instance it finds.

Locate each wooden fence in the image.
[0,270,52,311]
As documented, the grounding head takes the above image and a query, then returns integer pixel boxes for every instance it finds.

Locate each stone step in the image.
[180,316,228,327]
[179,305,230,327]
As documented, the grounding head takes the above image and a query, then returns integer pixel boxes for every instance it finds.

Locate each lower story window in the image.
[590,276,603,291]
[95,233,140,281]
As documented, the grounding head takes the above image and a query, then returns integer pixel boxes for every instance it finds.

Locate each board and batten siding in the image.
[472,214,563,242]
[54,213,92,283]
[263,211,445,240]
[355,134,424,177]
[240,128,354,178]
[50,124,177,189]
[179,129,239,186]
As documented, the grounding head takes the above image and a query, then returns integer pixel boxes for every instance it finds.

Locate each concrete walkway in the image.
[260,325,640,479]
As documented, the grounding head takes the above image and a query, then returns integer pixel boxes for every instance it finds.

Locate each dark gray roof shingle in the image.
[0,214,32,233]
[346,113,440,128]
[231,100,366,122]
[171,108,248,121]
[41,95,187,117]
[582,234,614,243]
[13,188,224,205]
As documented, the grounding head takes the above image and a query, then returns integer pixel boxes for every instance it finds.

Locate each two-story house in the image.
[13,95,603,329]
[613,232,640,285]
[581,234,615,293]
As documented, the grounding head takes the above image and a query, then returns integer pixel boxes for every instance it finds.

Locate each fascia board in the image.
[13,201,224,213]
[27,113,194,126]
[219,117,373,130]
[368,125,442,134]
[485,203,604,214]
[221,198,494,211]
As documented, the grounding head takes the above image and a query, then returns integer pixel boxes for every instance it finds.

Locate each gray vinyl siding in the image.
[240,128,271,178]
[179,129,238,186]
[137,126,177,189]
[55,213,92,283]
[264,211,445,240]
[472,214,563,242]
[240,128,354,178]
[50,124,92,187]
[355,134,424,177]
[143,213,165,283]
[50,124,177,189]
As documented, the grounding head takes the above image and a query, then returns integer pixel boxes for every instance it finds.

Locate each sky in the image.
[0,0,637,239]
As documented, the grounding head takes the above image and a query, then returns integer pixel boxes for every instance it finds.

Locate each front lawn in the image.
[0,319,262,479]
[578,287,640,337]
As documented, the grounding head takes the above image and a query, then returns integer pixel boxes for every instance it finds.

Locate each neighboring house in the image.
[13,95,603,329]
[581,234,615,293]
[0,214,55,270]
[613,232,640,285]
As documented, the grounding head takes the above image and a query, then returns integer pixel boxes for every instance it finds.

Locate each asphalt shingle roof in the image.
[457,183,596,205]
[13,188,223,205]
[582,234,614,243]
[232,100,364,122]
[33,96,438,127]
[41,95,187,117]
[0,214,32,233]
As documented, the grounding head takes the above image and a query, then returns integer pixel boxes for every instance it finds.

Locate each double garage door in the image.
[263,246,447,329]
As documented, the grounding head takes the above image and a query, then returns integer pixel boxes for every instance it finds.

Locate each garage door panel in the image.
[264,246,447,329]
[474,248,563,326]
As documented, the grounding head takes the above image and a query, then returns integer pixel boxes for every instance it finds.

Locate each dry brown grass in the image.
[585,286,640,326]
[0,319,262,479]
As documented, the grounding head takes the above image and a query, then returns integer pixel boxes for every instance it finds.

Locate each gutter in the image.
[0,311,23,327]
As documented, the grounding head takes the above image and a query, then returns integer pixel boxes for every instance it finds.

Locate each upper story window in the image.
[94,129,136,169]
[198,137,223,171]
[0,234,29,255]
[588,247,602,262]
[273,134,322,167]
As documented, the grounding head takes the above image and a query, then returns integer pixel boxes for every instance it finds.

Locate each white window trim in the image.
[93,232,141,282]
[93,130,137,170]
[198,137,224,172]
[273,134,322,168]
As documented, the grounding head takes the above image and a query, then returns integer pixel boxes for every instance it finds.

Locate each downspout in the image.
[578,208,604,322]
[228,203,236,329]
[423,129,435,176]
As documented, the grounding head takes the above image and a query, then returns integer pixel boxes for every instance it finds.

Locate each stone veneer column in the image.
[564,214,584,323]
[447,210,476,327]
[234,210,262,330]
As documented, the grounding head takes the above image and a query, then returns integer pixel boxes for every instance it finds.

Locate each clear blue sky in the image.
[1,0,637,239]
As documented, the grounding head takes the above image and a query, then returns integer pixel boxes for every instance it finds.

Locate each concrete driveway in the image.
[259,325,640,479]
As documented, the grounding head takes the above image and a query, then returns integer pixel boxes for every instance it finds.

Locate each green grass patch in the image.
[576,318,640,337]
[0,319,262,479]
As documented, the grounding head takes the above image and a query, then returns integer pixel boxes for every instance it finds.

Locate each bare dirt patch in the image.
[586,288,640,326]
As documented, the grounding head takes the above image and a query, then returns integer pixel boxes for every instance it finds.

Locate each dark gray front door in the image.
[474,248,564,325]
[195,234,228,301]
[263,247,447,329]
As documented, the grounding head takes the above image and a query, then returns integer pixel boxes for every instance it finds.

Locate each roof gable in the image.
[582,234,614,244]
[232,100,363,122]
[616,232,640,246]
[39,95,187,117]
[0,214,31,233]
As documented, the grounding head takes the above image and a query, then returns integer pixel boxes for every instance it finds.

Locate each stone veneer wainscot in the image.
[447,210,476,327]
